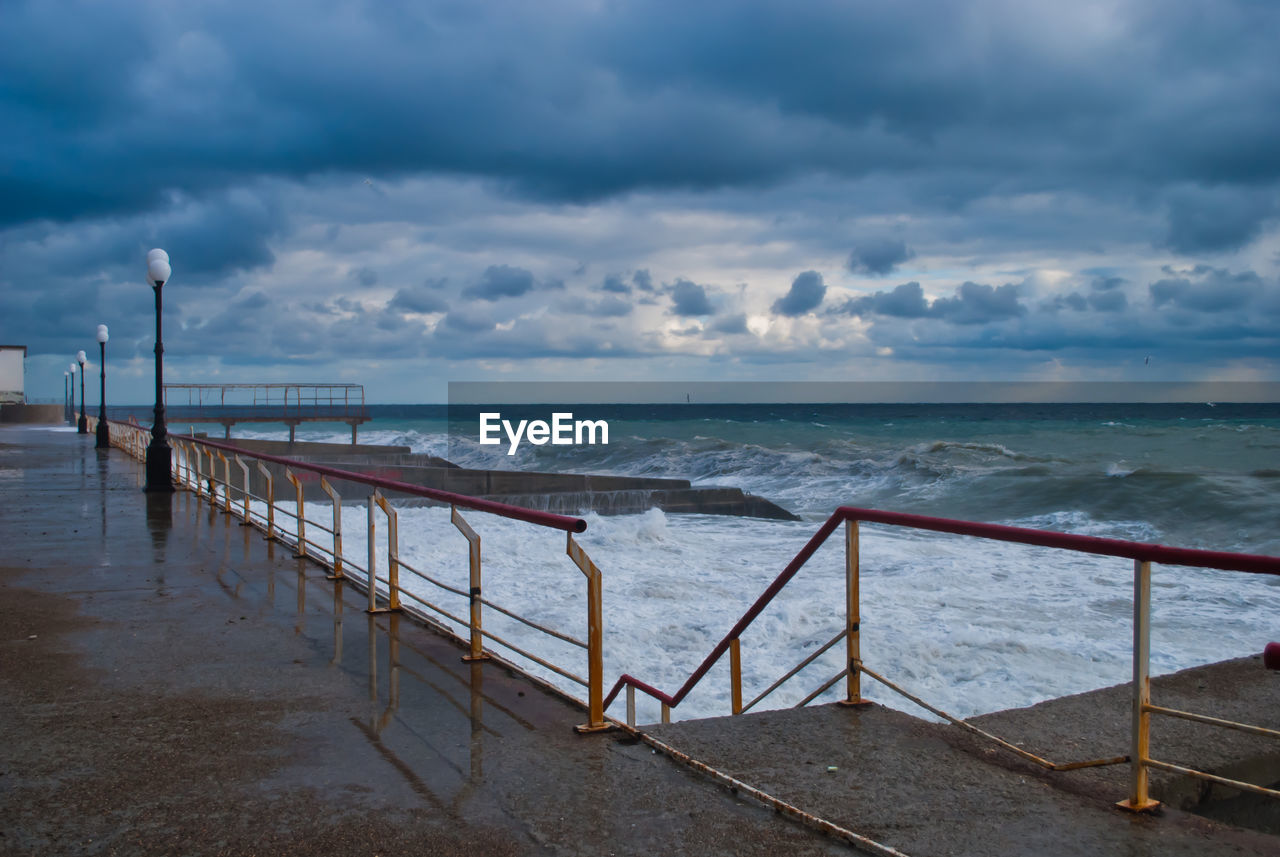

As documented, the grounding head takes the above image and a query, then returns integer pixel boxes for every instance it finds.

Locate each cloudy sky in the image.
[3,0,1279,403]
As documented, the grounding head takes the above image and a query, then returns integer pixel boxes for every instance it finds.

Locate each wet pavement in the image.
[2,425,1278,856]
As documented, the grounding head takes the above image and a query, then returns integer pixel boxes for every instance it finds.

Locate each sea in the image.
[188,401,1280,724]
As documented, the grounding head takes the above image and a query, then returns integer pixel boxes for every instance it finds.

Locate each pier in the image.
[3,424,1279,855]
[162,383,371,442]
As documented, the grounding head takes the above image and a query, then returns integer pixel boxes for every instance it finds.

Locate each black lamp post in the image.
[64,371,70,424]
[144,249,175,492]
[77,350,87,433]
[96,324,110,449]
[68,363,77,426]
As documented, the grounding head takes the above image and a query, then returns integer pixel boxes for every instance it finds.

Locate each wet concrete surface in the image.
[3,425,1279,856]
[0,428,845,856]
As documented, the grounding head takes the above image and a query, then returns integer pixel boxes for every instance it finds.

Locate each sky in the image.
[3,0,1279,404]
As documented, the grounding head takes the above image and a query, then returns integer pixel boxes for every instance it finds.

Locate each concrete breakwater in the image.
[202,436,801,520]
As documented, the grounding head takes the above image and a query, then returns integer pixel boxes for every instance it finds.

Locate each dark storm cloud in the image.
[6,0,1278,232]
[462,265,537,301]
[388,285,449,314]
[834,282,930,318]
[931,283,1026,325]
[771,270,826,316]
[670,280,714,316]
[835,281,1026,325]
[632,270,655,293]
[1149,266,1264,313]
[1163,186,1278,254]
[847,239,914,276]
[601,274,631,294]
[708,313,750,335]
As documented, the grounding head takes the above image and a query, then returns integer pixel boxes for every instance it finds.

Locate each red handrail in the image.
[604,507,1280,711]
[177,431,588,534]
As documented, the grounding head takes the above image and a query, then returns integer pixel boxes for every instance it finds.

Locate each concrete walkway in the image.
[2,425,1278,856]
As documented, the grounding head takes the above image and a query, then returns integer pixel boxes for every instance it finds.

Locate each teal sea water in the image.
[227,401,1280,554]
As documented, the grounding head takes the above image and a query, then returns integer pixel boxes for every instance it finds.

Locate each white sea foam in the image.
[262,498,1280,726]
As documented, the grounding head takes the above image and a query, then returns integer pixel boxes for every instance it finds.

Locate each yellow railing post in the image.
[373,492,401,611]
[567,533,610,732]
[320,477,344,579]
[256,461,275,540]
[365,490,395,614]
[839,518,867,707]
[216,452,231,512]
[191,443,204,498]
[730,638,743,715]
[1119,559,1160,811]
[452,506,489,662]
[234,455,251,523]
[286,468,305,558]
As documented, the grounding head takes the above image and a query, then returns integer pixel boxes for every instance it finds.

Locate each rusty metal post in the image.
[256,461,275,540]
[839,518,867,707]
[366,491,390,614]
[380,493,401,611]
[234,455,251,523]
[1118,559,1160,812]
[191,443,204,498]
[321,477,343,579]
[730,638,743,715]
[452,506,489,661]
[567,534,610,732]
[216,452,231,512]
[286,468,306,559]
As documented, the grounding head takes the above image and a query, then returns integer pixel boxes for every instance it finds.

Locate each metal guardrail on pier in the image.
[101,417,611,733]
[603,507,1280,813]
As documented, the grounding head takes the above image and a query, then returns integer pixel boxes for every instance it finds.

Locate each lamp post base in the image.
[144,442,175,492]
[78,415,87,433]
[95,422,109,449]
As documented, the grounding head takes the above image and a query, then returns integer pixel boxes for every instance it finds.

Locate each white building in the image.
[0,345,26,404]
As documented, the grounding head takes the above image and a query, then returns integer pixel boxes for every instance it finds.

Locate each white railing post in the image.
[321,476,344,579]
[1119,559,1160,811]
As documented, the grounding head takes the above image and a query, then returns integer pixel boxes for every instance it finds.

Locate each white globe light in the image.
[77,350,87,364]
[69,363,76,374]
[147,248,169,263]
[147,257,172,286]
[97,325,109,344]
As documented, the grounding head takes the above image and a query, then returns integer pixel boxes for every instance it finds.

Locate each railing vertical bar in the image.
[730,638,743,715]
[567,534,609,732]
[1119,559,1159,811]
[321,477,343,579]
[256,461,275,540]
[453,506,489,662]
[841,519,865,706]
[286,468,306,559]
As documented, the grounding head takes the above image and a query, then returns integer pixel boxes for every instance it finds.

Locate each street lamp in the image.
[144,249,174,492]
[96,324,110,449]
[77,350,87,433]
[69,363,77,426]
[64,371,70,424]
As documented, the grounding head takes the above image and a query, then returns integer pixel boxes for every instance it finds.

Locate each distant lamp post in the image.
[69,363,77,426]
[96,324,110,449]
[144,249,174,492]
[77,350,88,433]
[64,371,70,424]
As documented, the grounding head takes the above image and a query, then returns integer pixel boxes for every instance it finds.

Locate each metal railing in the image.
[99,416,612,732]
[603,505,1280,811]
